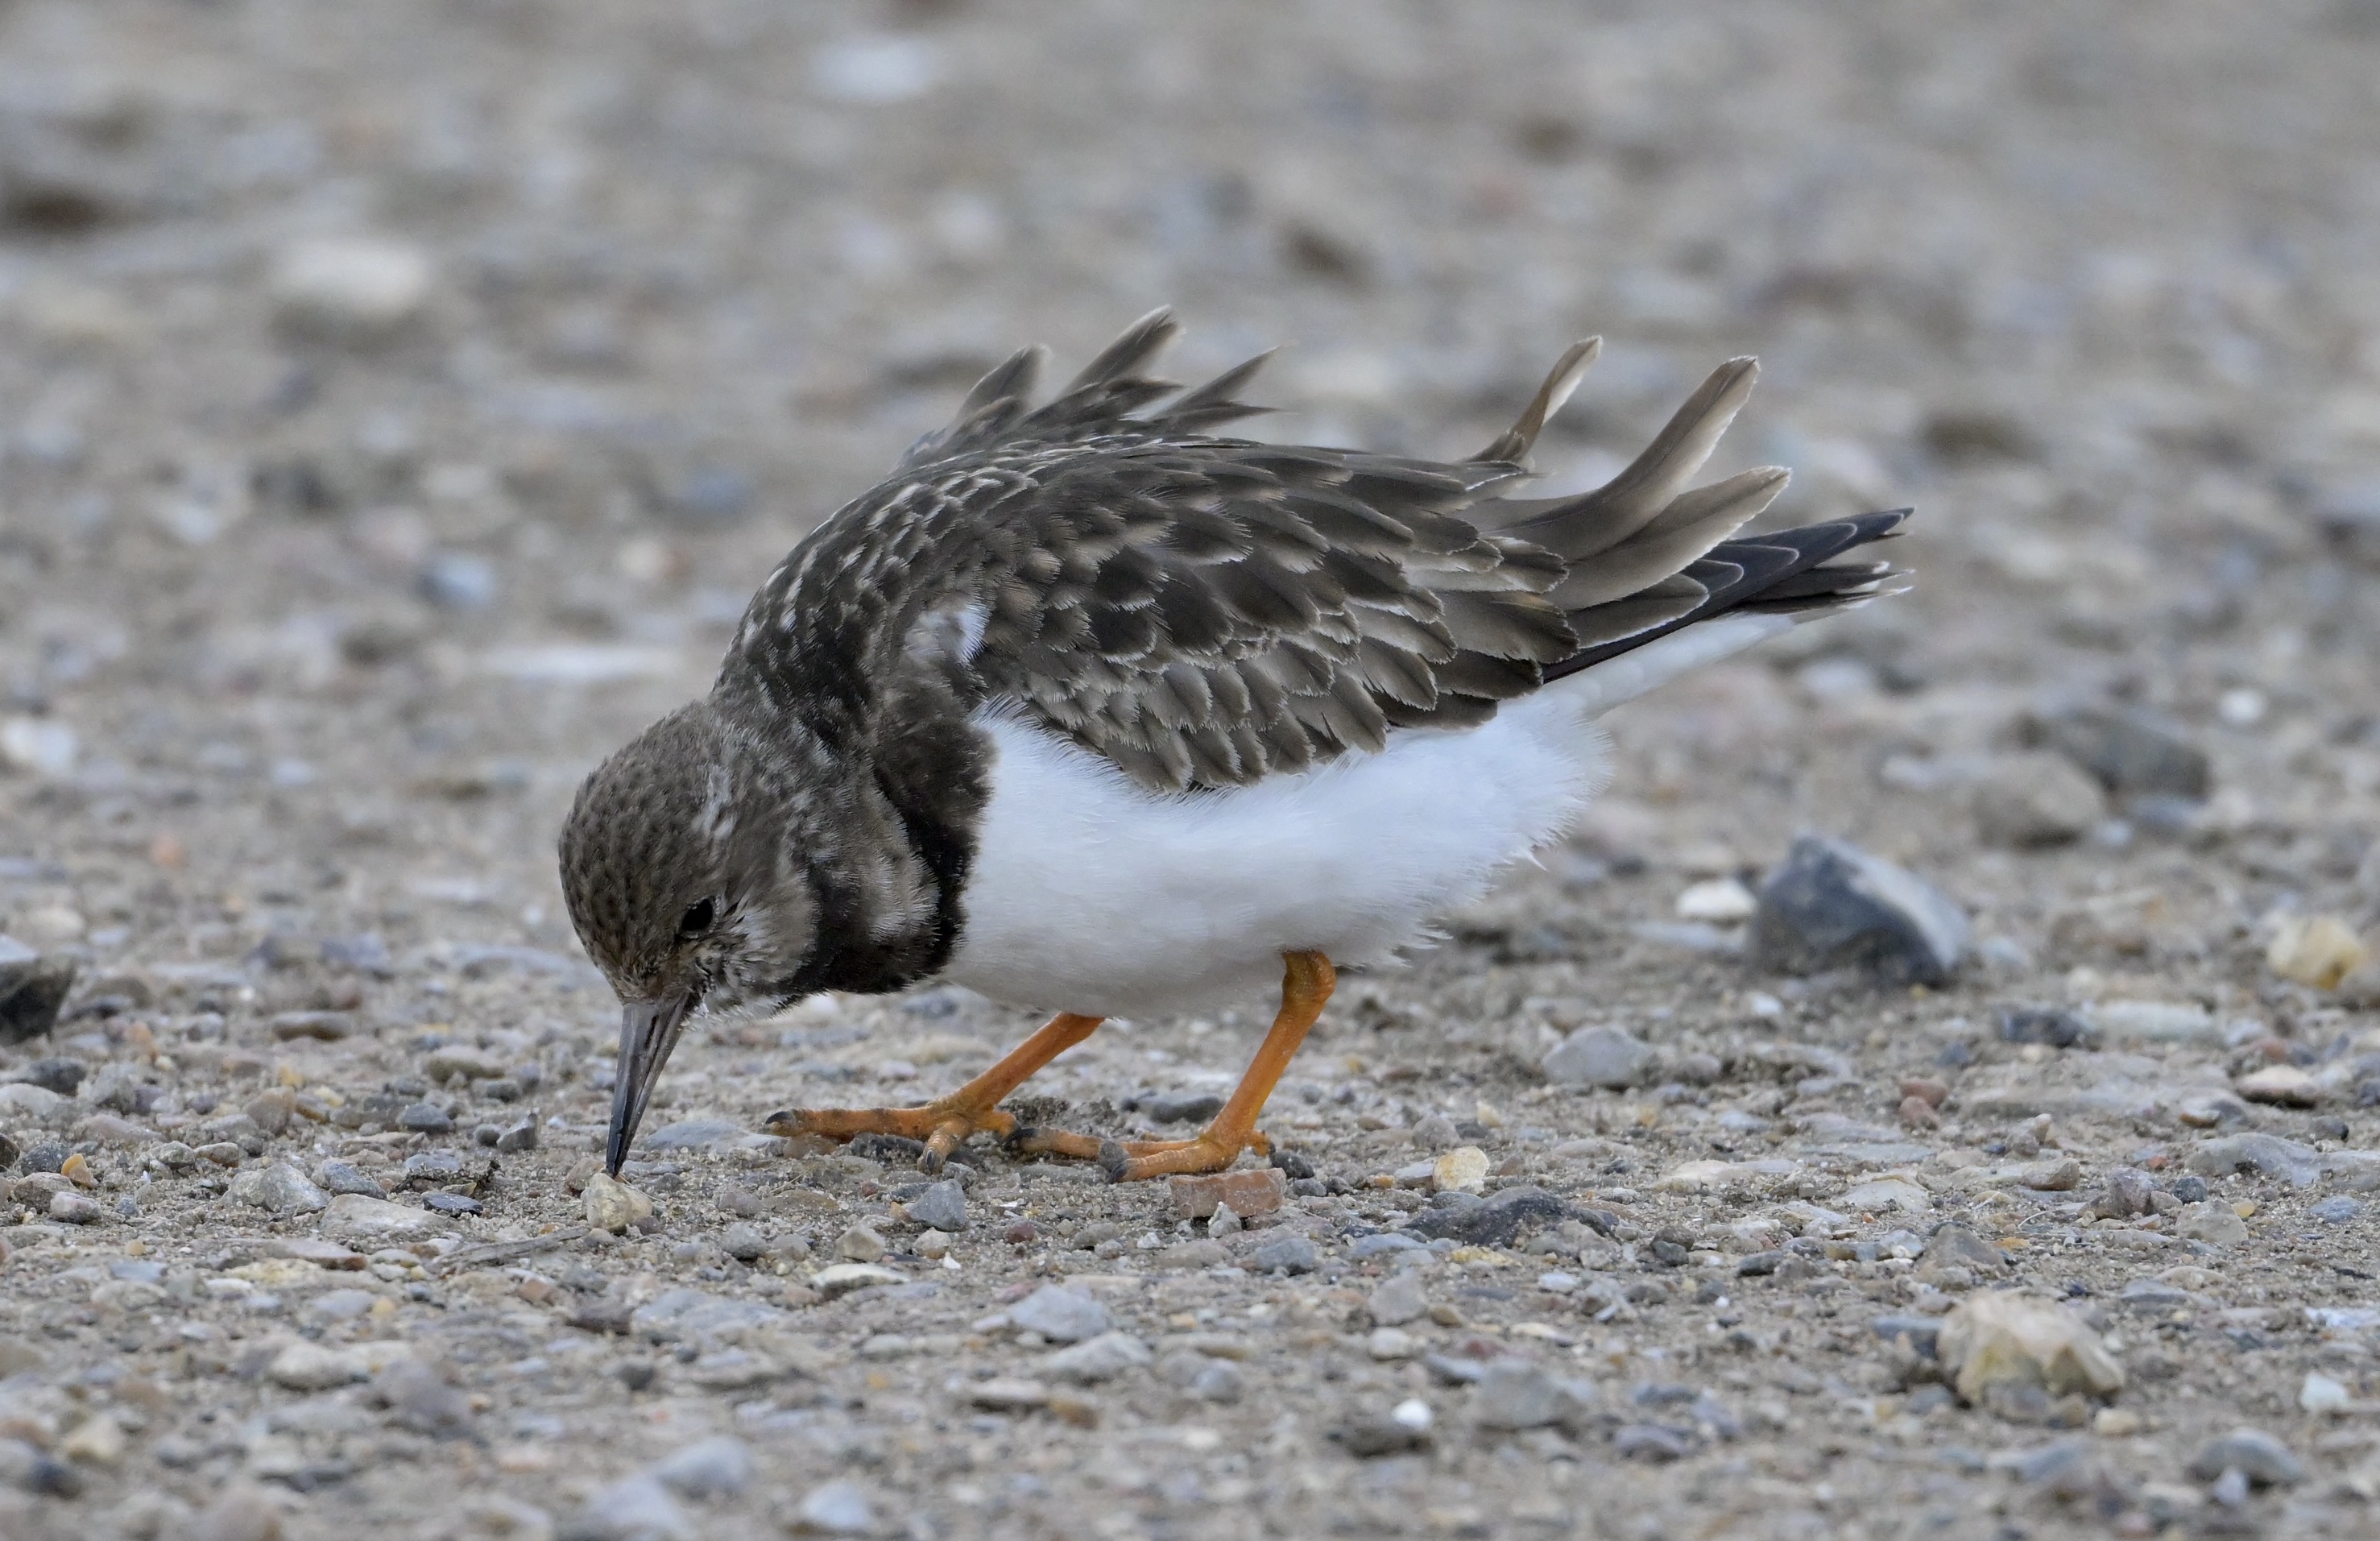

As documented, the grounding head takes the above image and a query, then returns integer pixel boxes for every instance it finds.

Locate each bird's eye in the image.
[677,897,716,938]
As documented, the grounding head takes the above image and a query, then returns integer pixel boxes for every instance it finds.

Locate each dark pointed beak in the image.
[607,992,692,1175]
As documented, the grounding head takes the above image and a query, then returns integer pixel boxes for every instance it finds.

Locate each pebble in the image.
[2018,1158,2083,1191]
[271,237,434,341]
[1349,1232,1428,1260]
[188,1485,283,1541]
[2028,704,2210,802]
[1898,1096,1940,1129]
[48,1191,101,1224]
[1674,876,1757,922]
[1935,1290,2124,1409]
[1471,1360,1595,1431]
[650,1435,752,1500]
[718,1223,769,1262]
[2264,915,2366,991]
[835,1223,888,1262]
[1750,834,1968,985]
[1334,1410,1434,1458]
[1207,1203,1242,1237]
[567,1473,690,1541]
[1007,1284,1109,1343]
[2236,1064,2324,1106]
[2187,1133,2321,1187]
[1431,1145,1489,1194]
[1369,1270,1430,1327]
[905,1179,968,1232]
[319,1194,440,1243]
[60,1412,125,1465]
[789,1478,875,1535]
[1168,1166,1285,1220]
[229,1162,331,1216]
[810,1263,903,1299]
[19,1056,85,1094]
[0,951,77,1044]
[2089,1000,2218,1045]
[584,1174,654,1235]
[969,1377,1050,1411]
[2300,1372,2352,1415]
[315,1160,387,1198]
[2177,1203,2249,1246]
[423,1191,483,1216]
[2312,1196,2362,1224]
[1039,1331,1152,1384]
[1541,1024,1658,1088]
[2187,1427,2306,1487]
[1137,1089,1226,1124]
[1402,1184,1568,1247]
[397,1102,453,1133]
[1250,1233,1320,1274]
[1367,1328,1418,1360]
[267,1343,370,1392]
[1972,751,2106,847]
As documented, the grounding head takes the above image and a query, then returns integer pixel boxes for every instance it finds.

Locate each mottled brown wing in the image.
[955,440,1575,791]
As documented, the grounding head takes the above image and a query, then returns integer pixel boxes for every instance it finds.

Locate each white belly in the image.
[939,612,1791,1017]
[938,690,1601,1016]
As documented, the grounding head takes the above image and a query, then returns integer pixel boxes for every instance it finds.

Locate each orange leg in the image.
[764,1012,1103,1174]
[1078,951,1335,1181]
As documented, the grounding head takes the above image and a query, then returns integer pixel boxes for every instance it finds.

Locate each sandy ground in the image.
[6,2,2380,1538]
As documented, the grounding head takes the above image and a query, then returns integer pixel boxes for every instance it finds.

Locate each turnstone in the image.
[561,310,1910,1179]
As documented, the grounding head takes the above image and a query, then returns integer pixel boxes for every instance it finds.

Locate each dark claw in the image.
[917,1144,945,1176]
[1002,1125,1040,1150]
[1096,1138,1132,1183]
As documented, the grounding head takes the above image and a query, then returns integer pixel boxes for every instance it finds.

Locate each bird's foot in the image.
[1007,1125,1272,1182]
[763,1099,1019,1175]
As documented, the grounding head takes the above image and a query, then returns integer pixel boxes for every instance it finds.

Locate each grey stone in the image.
[1752,835,1968,984]
[315,1160,387,1197]
[2187,1428,2305,1487]
[2099,1167,2156,1218]
[1251,1232,1321,1274]
[906,1179,968,1232]
[1542,1025,1658,1088]
[1612,1423,1693,1462]
[1368,1270,1430,1327]
[630,1288,787,1342]
[2311,1195,2362,1223]
[419,551,497,612]
[1349,1232,1428,1260]
[2178,1203,2249,1246]
[1138,1089,1226,1124]
[0,1083,68,1125]
[422,1191,482,1216]
[16,1057,84,1095]
[1402,1185,1570,1247]
[1472,1360,1596,1431]
[396,1102,453,1133]
[1007,1284,1109,1343]
[1870,1315,1943,1357]
[228,1162,331,1216]
[370,1360,473,1437]
[561,1473,691,1541]
[2029,704,2211,802]
[1038,1331,1153,1384]
[650,1435,753,1499]
[644,1119,747,1151]
[789,1478,875,1535]
[718,1223,769,1262]
[1973,752,2106,847]
[2187,1133,2321,1188]
[0,954,75,1045]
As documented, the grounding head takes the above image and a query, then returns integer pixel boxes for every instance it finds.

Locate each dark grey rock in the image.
[2187,1133,2321,1188]
[18,1141,68,1174]
[17,1057,85,1095]
[1331,1413,1432,1458]
[404,1150,464,1185]
[718,1223,769,1262]
[1250,1233,1319,1274]
[397,1102,453,1133]
[1752,835,1968,984]
[2167,1174,2209,1203]
[2029,704,2211,802]
[0,953,75,1044]
[1402,1184,1569,1248]
[2187,1428,2305,1487]
[315,1160,387,1197]
[423,1191,483,1216]
[1999,1007,2095,1049]
[2099,1167,2155,1218]
[370,1360,474,1437]
[2312,1195,2362,1223]
[906,1179,968,1232]
[1348,1232,1428,1260]
[418,551,498,612]
[1612,1423,1692,1461]
[495,1119,538,1154]
[1136,1089,1225,1124]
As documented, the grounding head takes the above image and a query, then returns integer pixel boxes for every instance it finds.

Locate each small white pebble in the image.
[1390,1398,1433,1431]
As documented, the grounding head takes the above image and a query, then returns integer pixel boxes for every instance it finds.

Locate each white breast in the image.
[941,612,1791,1017]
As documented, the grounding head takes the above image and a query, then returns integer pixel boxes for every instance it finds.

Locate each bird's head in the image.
[559,701,817,1174]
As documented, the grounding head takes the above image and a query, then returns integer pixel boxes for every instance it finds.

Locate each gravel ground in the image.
[6,3,2380,1538]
